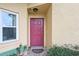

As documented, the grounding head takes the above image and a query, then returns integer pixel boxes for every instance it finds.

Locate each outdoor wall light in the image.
[33,8,38,13]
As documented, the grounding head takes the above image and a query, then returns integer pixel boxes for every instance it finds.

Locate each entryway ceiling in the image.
[27,3,51,15]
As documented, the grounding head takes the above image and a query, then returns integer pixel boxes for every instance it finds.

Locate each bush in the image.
[16,44,27,56]
[47,46,79,56]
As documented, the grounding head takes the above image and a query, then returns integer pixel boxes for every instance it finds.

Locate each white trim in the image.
[44,17,46,47]
[16,13,19,41]
[0,8,19,44]
[0,8,19,14]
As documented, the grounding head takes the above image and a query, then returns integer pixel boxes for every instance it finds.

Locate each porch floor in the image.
[26,47,47,56]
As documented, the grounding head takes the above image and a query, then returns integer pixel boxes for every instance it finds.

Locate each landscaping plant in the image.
[47,46,79,56]
[16,44,27,56]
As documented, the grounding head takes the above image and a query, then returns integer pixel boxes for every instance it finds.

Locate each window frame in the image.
[0,8,19,43]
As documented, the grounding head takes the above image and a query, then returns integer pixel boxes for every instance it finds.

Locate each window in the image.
[0,9,19,43]
[3,27,16,41]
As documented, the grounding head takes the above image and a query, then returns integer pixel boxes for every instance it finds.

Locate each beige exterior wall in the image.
[53,4,79,46]
[46,4,52,48]
[0,4,28,53]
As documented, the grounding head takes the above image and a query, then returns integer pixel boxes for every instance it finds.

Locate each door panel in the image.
[30,18,44,46]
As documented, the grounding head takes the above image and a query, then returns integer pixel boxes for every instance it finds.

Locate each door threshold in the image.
[30,46,44,49]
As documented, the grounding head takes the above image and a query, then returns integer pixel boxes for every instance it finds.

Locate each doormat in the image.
[32,49,44,53]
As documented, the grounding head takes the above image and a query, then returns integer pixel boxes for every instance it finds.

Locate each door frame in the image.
[27,16,46,47]
[30,18,44,46]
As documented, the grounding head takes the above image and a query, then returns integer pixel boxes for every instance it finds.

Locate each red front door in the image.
[30,18,44,46]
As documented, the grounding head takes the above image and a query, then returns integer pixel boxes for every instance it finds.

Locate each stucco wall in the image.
[0,4,27,53]
[46,4,52,48]
[53,4,79,46]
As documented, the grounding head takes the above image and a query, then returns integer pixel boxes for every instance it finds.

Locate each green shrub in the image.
[16,44,27,56]
[47,46,79,56]
[23,46,27,52]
